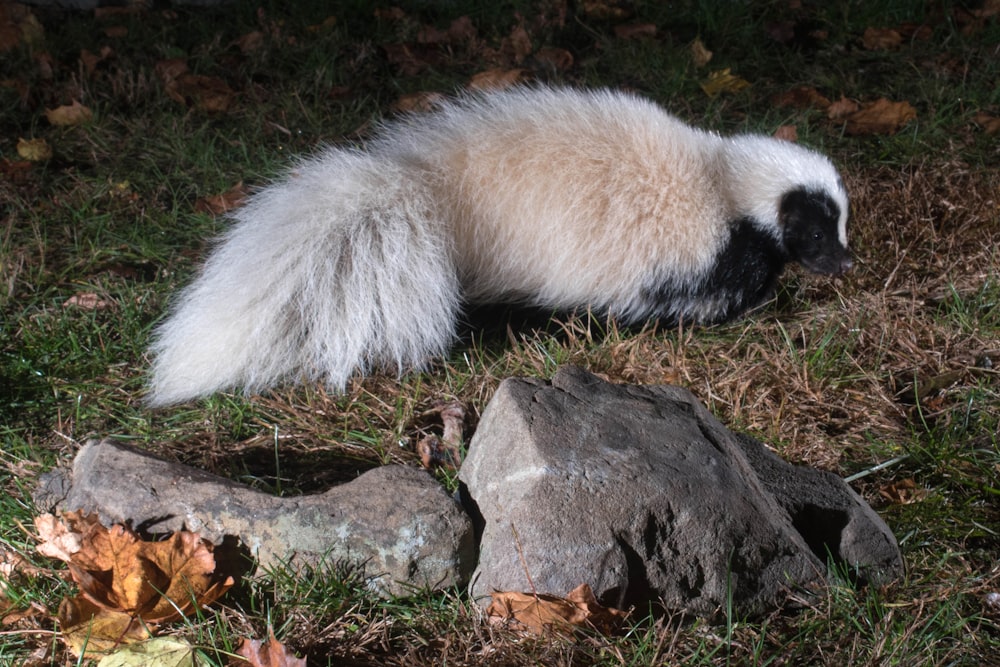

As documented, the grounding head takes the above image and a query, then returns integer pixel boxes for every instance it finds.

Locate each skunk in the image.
[148,86,851,406]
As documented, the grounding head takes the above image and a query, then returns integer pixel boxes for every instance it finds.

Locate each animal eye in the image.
[812,231,824,240]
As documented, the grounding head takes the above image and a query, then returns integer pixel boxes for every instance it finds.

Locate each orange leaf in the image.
[862,27,902,50]
[614,23,657,39]
[45,100,93,126]
[487,584,628,635]
[467,68,528,91]
[195,182,248,216]
[37,513,234,630]
[700,69,751,98]
[878,478,929,505]
[843,98,917,135]
[772,86,831,110]
[237,630,307,667]
[165,73,235,113]
[57,595,150,659]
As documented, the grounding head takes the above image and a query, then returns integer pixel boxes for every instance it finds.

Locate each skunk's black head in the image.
[780,187,853,275]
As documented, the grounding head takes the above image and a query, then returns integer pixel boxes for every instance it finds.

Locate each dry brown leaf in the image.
[614,23,657,39]
[237,630,306,667]
[37,511,235,658]
[772,85,831,110]
[826,96,860,120]
[35,512,86,563]
[533,46,573,72]
[16,137,51,161]
[194,182,248,216]
[234,30,265,54]
[45,100,93,126]
[58,595,151,659]
[63,292,113,310]
[165,74,235,113]
[467,68,528,91]
[581,0,631,20]
[103,25,128,39]
[487,584,628,635]
[973,112,1000,135]
[0,3,43,51]
[862,27,903,50]
[690,38,712,67]
[972,0,1000,18]
[415,401,465,470]
[503,24,532,63]
[773,125,798,142]
[391,91,445,114]
[699,68,750,98]
[878,478,929,505]
[154,58,189,84]
[306,15,338,33]
[843,98,917,135]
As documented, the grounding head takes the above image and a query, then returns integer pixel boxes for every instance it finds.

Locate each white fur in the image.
[148,87,847,405]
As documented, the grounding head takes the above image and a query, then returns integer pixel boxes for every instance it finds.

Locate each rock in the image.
[34,439,475,597]
[458,366,902,619]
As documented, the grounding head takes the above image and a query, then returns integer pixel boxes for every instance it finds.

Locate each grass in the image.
[2,0,999,664]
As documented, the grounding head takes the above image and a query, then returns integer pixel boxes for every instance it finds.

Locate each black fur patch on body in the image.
[641,218,789,325]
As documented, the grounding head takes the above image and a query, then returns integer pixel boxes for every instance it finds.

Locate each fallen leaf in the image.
[63,292,113,310]
[862,27,902,50]
[37,512,235,659]
[103,25,128,39]
[690,38,712,67]
[699,68,750,98]
[580,0,631,20]
[0,3,43,51]
[842,98,917,135]
[234,31,265,54]
[771,85,831,110]
[614,23,656,39]
[826,96,860,120]
[878,478,929,505]
[165,74,235,113]
[503,24,532,63]
[532,47,573,72]
[305,16,338,33]
[96,637,203,667]
[154,58,189,84]
[45,100,94,126]
[58,595,151,659]
[773,125,798,142]
[391,91,446,114]
[973,112,1000,135]
[194,182,248,216]
[35,512,85,563]
[467,68,528,91]
[0,158,33,183]
[16,137,51,161]
[487,584,628,635]
[237,630,306,667]
[415,401,464,470]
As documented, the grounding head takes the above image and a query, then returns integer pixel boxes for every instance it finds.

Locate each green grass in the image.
[2,0,999,664]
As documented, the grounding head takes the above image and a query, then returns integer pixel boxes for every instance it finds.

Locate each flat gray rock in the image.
[34,439,475,597]
[459,366,902,619]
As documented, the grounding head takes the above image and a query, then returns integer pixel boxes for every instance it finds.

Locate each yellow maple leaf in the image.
[700,68,751,98]
[16,137,51,161]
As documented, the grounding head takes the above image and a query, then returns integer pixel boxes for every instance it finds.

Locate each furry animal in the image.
[148,86,851,406]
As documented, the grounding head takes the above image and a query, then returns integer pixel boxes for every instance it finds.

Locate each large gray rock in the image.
[459,366,902,619]
[34,439,475,597]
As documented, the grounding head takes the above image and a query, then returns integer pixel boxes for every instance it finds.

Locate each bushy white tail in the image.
[147,149,460,406]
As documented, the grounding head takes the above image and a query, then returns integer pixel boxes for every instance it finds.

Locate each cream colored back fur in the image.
[148,87,846,405]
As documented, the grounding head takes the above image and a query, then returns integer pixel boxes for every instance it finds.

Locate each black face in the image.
[780,187,853,275]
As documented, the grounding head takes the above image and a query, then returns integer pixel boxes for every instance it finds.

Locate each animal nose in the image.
[839,256,853,274]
